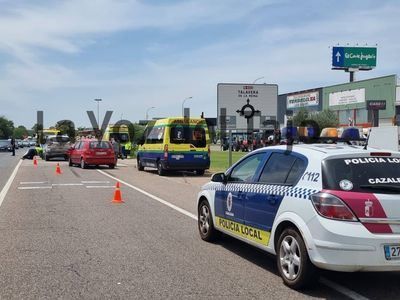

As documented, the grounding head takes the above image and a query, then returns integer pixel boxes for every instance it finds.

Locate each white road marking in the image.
[320,278,370,300]
[97,169,197,220]
[86,186,115,189]
[51,183,83,186]
[0,160,23,207]
[18,186,52,190]
[97,169,370,300]
[20,181,47,185]
[81,181,110,184]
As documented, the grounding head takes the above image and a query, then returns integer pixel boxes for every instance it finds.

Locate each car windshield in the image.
[110,133,129,143]
[89,141,111,149]
[170,125,207,147]
[47,136,70,143]
[322,156,400,194]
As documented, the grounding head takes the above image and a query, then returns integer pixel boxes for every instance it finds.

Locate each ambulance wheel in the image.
[157,161,165,176]
[196,169,205,176]
[276,227,318,289]
[137,158,144,171]
[198,199,219,242]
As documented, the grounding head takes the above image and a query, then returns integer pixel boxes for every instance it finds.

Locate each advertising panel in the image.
[329,88,365,107]
[332,47,377,69]
[287,91,319,109]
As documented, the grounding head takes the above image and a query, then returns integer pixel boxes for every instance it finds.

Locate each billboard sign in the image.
[366,100,386,110]
[217,83,278,130]
[287,91,319,109]
[332,47,377,69]
[329,88,365,107]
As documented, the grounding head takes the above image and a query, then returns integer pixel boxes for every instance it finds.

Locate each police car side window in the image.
[258,153,297,185]
[229,153,265,183]
[285,158,306,185]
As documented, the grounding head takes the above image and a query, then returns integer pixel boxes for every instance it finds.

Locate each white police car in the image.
[197,144,400,289]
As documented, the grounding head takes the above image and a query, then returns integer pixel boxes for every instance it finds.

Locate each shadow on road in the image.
[215,233,346,299]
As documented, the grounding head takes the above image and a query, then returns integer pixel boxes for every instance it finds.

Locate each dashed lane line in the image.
[96,168,370,300]
[0,160,23,207]
[85,186,115,189]
[20,181,48,185]
[97,169,197,220]
[18,186,52,190]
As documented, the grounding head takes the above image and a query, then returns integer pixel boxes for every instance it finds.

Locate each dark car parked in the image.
[0,140,12,151]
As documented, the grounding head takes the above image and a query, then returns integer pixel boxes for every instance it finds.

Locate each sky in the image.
[0,0,399,129]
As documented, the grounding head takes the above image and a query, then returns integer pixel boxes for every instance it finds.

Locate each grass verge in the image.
[210,151,246,173]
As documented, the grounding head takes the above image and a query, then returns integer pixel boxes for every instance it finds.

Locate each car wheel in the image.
[44,154,49,161]
[137,158,144,171]
[198,199,219,242]
[80,158,86,169]
[196,169,205,176]
[109,164,115,169]
[276,227,318,289]
[68,158,73,167]
[157,161,165,176]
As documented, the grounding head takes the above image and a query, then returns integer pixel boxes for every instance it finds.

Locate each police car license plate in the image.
[96,152,106,155]
[384,245,400,260]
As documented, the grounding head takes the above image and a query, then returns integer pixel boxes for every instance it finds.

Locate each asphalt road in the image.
[0,157,399,299]
[0,148,24,191]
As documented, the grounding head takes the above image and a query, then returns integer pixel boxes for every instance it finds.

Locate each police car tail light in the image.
[164,144,168,159]
[311,193,358,221]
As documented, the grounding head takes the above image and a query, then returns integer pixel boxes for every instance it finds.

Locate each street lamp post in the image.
[94,98,102,126]
[181,96,193,117]
[146,106,155,120]
[252,77,265,84]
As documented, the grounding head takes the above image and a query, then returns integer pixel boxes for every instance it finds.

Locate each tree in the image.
[292,107,309,127]
[55,120,76,142]
[0,116,14,139]
[13,125,28,139]
[311,110,339,130]
[129,123,145,143]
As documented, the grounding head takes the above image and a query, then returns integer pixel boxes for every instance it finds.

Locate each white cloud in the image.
[0,0,399,127]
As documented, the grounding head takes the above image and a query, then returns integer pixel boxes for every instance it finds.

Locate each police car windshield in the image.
[322,156,400,194]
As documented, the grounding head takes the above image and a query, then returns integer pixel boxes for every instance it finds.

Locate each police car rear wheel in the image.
[277,228,317,289]
[198,200,218,242]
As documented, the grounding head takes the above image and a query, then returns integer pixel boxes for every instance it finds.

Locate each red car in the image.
[69,140,116,169]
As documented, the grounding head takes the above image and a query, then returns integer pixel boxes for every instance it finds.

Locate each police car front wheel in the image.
[198,199,219,242]
[277,228,318,289]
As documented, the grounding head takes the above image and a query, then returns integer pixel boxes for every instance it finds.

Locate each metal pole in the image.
[94,99,102,127]
[228,130,232,166]
[182,97,193,117]
[350,71,355,82]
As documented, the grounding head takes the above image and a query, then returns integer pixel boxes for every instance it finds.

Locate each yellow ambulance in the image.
[137,117,210,176]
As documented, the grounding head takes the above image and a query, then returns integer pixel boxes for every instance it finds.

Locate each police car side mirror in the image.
[211,172,226,183]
